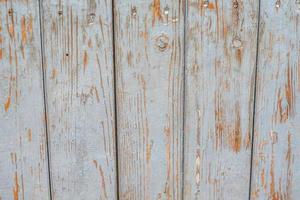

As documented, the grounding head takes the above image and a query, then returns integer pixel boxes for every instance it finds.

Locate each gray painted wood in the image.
[1,1,299,199]
[184,0,259,199]
[114,0,184,199]
[40,0,117,199]
[0,0,50,199]
[250,1,300,199]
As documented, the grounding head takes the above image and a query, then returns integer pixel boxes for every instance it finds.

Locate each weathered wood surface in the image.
[114,0,184,199]
[41,0,117,199]
[184,0,259,199]
[0,0,50,199]
[1,1,300,199]
[250,1,300,199]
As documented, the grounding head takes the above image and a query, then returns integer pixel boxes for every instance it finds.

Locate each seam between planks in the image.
[112,0,120,199]
[248,0,261,199]
[182,0,188,199]
[38,0,53,199]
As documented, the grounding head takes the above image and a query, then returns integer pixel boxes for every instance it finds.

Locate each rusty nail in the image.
[131,6,137,17]
[233,1,239,9]
[275,0,281,8]
[203,0,209,8]
[164,6,170,15]
[87,13,96,24]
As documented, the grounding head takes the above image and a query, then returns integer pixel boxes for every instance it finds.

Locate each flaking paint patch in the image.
[83,51,88,71]
[261,168,266,192]
[275,66,295,123]
[207,2,215,10]
[195,150,201,185]
[93,160,108,199]
[50,68,57,79]
[269,148,276,199]
[214,92,225,150]
[21,16,27,43]
[285,133,293,199]
[230,103,242,153]
[164,126,172,199]
[13,172,19,200]
[7,10,15,40]
[236,49,242,65]
[266,133,293,200]
[27,15,33,36]
[4,96,11,112]
[10,153,17,164]
[151,0,162,26]
[0,35,3,60]
[146,143,151,161]
[285,67,294,116]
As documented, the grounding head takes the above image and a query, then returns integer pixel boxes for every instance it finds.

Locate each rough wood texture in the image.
[0,0,50,199]
[41,0,117,199]
[184,1,259,199]
[114,0,184,199]
[251,1,300,199]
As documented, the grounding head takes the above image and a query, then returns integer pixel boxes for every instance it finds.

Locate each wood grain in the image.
[40,0,117,199]
[250,1,300,199]
[184,0,259,199]
[114,0,184,199]
[0,0,50,199]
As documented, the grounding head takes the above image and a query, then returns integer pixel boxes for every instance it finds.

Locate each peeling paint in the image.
[151,0,162,26]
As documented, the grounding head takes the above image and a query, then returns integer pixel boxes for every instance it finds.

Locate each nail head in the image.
[203,1,209,8]
[232,38,242,48]
[164,6,170,15]
[87,13,96,24]
[131,6,137,17]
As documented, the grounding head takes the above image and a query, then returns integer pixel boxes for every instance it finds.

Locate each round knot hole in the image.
[155,34,169,52]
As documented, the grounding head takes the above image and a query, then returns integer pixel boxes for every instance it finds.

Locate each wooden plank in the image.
[184,1,259,199]
[114,0,184,199]
[40,0,117,199]
[250,1,300,199]
[0,0,50,200]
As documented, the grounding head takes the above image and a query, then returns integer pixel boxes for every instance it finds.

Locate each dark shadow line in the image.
[181,0,188,199]
[111,0,120,199]
[248,0,261,199]
[38,0,53,199]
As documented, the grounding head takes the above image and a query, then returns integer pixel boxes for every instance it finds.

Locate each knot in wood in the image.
[155,34,169,52]
[232,37,242,48]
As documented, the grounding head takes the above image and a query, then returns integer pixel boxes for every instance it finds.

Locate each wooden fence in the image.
[0,0,299,199]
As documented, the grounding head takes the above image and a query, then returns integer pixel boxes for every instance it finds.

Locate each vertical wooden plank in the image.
[184,0,259,199]
[251,1,300,199]
[41,0,117,199]
[114,0,184,199]
[0,1,50,200]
